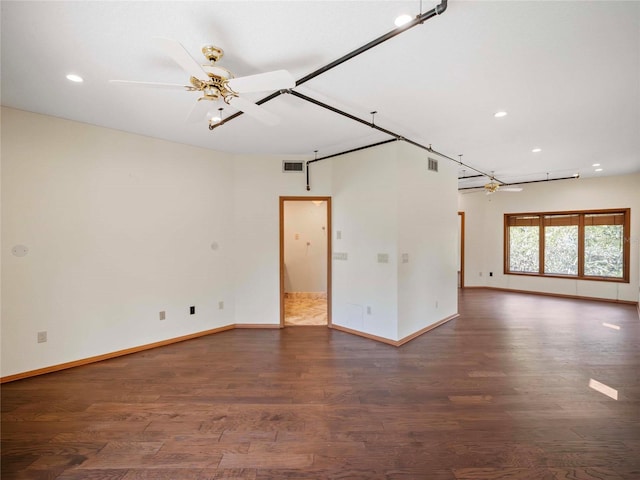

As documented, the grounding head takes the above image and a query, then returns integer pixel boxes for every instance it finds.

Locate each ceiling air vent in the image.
[428,157,438,172]
[283,161,304,173]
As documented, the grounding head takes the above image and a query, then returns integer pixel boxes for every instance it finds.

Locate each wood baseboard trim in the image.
[396,314,460,346]
[0,325,238,384]
[233,324,281,329]
[330,324,399,346]
[465,286,638,306]
[1,323,289,383]
[331,314,459,347]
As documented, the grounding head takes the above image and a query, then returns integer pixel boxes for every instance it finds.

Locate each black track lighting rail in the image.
[295,0,448,87]
[288,90,399,138]
[458,174,484,180]
[309,139,399,164]
[305,139,398,191]
[207,0,513,192]
[458,174,580,191]
[210,0,448,130]
[288,90,498,190]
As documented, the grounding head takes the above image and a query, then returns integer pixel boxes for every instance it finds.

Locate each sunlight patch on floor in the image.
[588,378,618,400]
[602,322,621,330]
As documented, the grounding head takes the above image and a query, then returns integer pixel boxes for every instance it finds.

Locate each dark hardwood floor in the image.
[2,289,639,479]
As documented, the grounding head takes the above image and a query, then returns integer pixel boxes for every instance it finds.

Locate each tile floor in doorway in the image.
[284,293,327,326]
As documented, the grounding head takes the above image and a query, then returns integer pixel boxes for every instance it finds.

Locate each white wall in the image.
[331,142,399,339]
[458,174,640,302]
[331,142,459,341]
[1,107,236,377]
[231,155,332,325]
[397,142,458,339]
[283,200,328,293]
[1,107,459,377]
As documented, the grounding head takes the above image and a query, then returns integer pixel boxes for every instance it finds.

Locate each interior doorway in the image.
[280,197,332,327]
[458,211,465,288]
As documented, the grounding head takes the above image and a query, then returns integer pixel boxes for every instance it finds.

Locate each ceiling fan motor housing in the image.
[484,182,500,193]
[190,75,229,101]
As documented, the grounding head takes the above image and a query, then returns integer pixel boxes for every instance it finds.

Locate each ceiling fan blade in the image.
[186,99,216,124]
[227,70,295,94]
[227,95,280,126]
[155,37,208,80]
[109,80,191,90]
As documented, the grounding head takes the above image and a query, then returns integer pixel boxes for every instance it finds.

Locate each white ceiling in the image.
[2,1,639,189]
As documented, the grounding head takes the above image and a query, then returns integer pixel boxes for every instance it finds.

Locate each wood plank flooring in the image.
[2,289,639,479]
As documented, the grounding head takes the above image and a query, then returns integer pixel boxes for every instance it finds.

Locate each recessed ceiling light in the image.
[531,148,542,153]
[494,111,508,118]
[595,168,603,172]
[394,14,413,27]
[592,163,600,167]
[66,74,83,83]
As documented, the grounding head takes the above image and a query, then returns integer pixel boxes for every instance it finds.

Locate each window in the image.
[544,214,578,276]
[504,209,630,282]
[507,216,539,273]
[584,213,625,278]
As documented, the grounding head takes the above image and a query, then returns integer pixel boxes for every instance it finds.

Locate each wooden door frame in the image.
[458,211,465,288]
[279,196,332,327]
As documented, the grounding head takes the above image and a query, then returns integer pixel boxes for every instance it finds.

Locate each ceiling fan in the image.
[110,37,295,126]
[484,174,523,195]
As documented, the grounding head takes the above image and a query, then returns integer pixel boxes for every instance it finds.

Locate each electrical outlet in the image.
[435,300,439,308]
[218,301,224,310]
[190,306,195,315]
[159,311,166,320]
[336,230,342,240]
[37,331,47,343]
[479,272,483,277]
[366,306,372,315]
[489,272,493,277]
